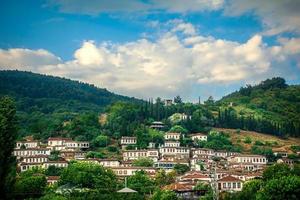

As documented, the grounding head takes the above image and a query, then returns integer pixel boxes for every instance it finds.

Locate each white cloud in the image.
[224,0,300,35]
[0,22,299,99]
[0,48,61,70]
[48,0,224,15]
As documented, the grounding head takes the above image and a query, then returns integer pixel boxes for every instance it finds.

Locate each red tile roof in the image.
[218,175,242,182]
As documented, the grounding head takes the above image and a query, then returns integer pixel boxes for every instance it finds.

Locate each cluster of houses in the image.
[13,131,272,196]
[14,137,89,173]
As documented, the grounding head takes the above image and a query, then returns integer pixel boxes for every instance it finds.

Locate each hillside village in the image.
[13,123,299,199]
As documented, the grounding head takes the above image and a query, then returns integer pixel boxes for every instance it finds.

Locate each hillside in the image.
[217,77,300,137]
[0,70,140,113]
[214,128,300,153]
[0,70,141,139]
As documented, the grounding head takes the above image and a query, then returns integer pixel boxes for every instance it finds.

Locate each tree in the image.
[127,170,155,195]
[174,95,182,104]
[132,157,154,167]
[151,189,178,200]
[257,175,300,200]
[59,162,117,193]
[262,163,292,181]
[154,170,176,187]
[173,164,190,175]
[0,96,18,199]
[14,169,47,199]
[93,135,110,147]
[238,179,263,200]
[169,125,187,134]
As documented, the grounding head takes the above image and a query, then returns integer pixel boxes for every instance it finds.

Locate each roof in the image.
[121,136,136,139]
[190,133,206,136]
[117,187,137,193]
[165,132,181,135]
[163,183,193,191]
[181,173,209,179]
[234,154,266,158]
[218,175,242,182]
[47,176,59,180]
[48,137,72,141]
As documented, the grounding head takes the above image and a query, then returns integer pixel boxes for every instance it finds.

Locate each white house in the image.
[65,141,90,149]
[19,162,43,172]
[192,148,215,157]
[163,140,180,147]
[43,160,68,169]
[14,148,51,159]
[228,154,267,165]
[98,159,121,167]
[159,147,190,159]
[218,175,243,192]
[110,166,157,177]
[123,149,159,162]
[16,141,39,149]
[190,133,207,142]
[22,155,48,163]
[164,132,181,140]
[48,137,72,147]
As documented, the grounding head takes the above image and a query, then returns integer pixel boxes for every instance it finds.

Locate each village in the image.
[13,124,296,199]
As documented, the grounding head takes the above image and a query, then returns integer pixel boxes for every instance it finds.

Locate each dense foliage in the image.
[223,163,300,200]
[218,77,300,137]
[0,70,140,139]
[0,96,17,199]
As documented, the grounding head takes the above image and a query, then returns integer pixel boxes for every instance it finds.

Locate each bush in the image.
[107,145,118,152]
[254,140,264,146]
[244,137,252,144]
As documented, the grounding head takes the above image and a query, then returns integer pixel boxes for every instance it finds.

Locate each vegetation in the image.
[132,157,154,167]
[218,77,300,137]
[224,163,300,200]
[0,96,17,199]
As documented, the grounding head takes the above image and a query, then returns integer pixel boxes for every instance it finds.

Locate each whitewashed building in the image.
[164,132,181,140]
[190,133,208,142]
[163,140,180,147]
[218,175,243,192]
[16,141,39,149]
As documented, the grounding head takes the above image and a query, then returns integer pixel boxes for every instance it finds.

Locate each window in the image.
[237,182,241,188]
[233,182,236,188]
[228,183,231,188]
[223,183,226,188]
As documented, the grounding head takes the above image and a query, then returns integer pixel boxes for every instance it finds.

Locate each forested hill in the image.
[0,70,140,113]
[217,77,300,137]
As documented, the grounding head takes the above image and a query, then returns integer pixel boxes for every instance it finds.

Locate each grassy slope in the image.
[218,82,300,124]
[214,128,300,153]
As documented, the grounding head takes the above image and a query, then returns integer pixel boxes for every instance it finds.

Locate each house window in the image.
[233,183,236,188]
[237,182,241,188]
[223,183,226,188]
[228,183,231,188]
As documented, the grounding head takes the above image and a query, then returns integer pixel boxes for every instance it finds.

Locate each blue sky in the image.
[0,0,300,101]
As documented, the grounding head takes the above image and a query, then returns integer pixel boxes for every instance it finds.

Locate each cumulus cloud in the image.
[224,0,300,35]
[48,0,224,15]
[0,22,299,99]
[0,48,61,70]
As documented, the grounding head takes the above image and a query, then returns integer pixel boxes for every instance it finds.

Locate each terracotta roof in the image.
[182,173,209,179]
[218,175,242,182]
[48,137,72,141]
[163,183,193,191]
[47,176,59,180]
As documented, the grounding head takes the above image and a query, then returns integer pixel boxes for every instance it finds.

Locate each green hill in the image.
[217,77,300,137]
[0,70,141,139]
[0,70,140,113]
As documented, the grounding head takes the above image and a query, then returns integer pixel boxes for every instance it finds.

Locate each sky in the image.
[0,0,300,102]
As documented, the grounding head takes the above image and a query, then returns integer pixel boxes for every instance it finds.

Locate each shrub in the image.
[244,137,252,144]
[254,140,264,146]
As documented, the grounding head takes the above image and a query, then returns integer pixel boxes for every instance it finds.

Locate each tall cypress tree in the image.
[0,96,18,199]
